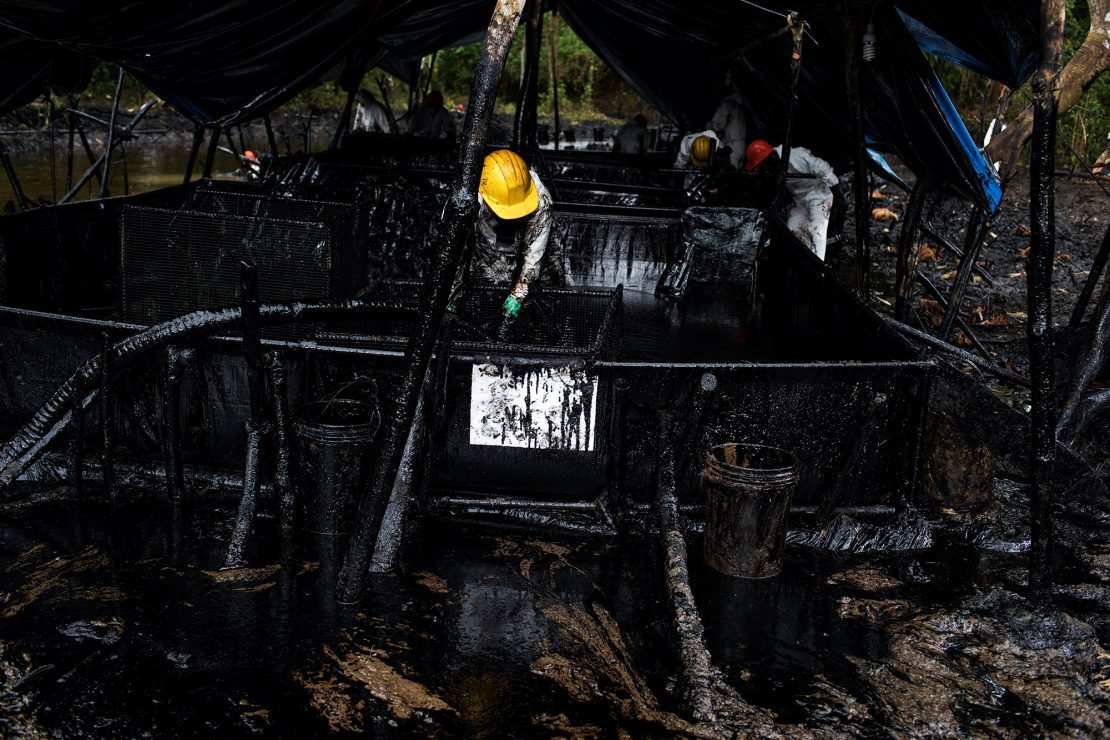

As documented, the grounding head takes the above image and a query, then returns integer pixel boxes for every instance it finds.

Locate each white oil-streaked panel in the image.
[469,363,598,451]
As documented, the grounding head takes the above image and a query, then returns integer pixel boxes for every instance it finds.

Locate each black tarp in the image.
[0,0,1039,206]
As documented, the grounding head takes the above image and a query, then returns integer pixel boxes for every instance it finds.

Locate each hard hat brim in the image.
[483,177,539,220]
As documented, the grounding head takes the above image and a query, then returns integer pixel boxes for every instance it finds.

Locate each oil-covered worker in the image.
[613,113,649,155]
[353,90,393,134]
[707,86,747,168]
[674,130,719,169]
[461,149,558,323]
[745,139,839,260]
[408,90,456,140]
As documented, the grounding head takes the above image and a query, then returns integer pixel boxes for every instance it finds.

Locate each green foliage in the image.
[363,13,653,123]
[929,0,1110,169]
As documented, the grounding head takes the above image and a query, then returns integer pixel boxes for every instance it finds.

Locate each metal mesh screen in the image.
[120,189,365,327]
[554,210,682,293]
[320,283,622,359]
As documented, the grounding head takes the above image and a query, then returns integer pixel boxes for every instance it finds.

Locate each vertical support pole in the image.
[266,351,295,531]
[240,262,266,421]
[845,2,871,295]
[512,0,544,154]
[422,50,439,100]
[227,261,268,566]
[100,333,115,498]
[227,427,263,566]
[264,115,279,154]
[774,13,806,218]
[202,126,221,179]
[894,183,926,320]
[331,86,359,151]
[853,97,871,297]
[99,66,124,199]
[65,102,77,193]
[162,347,188,502]
[337,0,527,605]
[71,396,86,496]
[0,139,31,211]
[223,129,240,159]
[1027,0,1065,596]
[548,9,561,150]
[938,207,990,340]
[183,126,204,184]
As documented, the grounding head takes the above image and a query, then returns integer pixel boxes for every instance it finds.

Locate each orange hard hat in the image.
[744,140,774,170]
[243,150,258,161]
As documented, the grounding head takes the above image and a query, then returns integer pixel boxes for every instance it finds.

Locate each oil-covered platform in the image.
[0,144,1107,736]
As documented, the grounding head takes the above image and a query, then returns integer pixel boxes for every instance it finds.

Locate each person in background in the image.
[408,90,456,140]
[744,139,840,260]
[707,83,747,168]
[613,113,649,155]
[352,90,393,133]
[452,149,560,329]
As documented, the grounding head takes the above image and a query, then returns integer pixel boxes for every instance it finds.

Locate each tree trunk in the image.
[986,0,1110,180]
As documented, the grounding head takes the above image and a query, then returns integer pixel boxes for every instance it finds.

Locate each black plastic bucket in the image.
[701,443,799,578]
[295,399,379,535]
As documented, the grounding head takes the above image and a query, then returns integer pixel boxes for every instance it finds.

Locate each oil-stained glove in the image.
[498,295,521,341]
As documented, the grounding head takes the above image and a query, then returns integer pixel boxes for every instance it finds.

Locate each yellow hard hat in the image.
[691,135,714,169]
[479,149,539,220]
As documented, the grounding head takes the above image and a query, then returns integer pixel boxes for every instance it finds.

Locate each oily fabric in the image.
[776,145,839,261]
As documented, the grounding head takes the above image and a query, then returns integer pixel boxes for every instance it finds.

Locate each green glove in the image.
[502,294,522,317]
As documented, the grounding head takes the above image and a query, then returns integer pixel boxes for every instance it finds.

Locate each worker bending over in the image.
[745,140,839,260]
[674,131,719,169]
[454,149,559,324]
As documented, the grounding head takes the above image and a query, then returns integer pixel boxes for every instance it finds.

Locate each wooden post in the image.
[773,14,805,218]
[512,0,544,154]
[548,10,561,149]
[337,0,528,605]
[99,67,124,199]
[1027,0,1065,595]
[202,125,221,179]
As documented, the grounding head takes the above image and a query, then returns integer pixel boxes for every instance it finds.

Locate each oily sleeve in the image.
[508,170,554,302]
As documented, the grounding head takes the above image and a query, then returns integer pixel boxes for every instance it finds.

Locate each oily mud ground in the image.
[846,170,1110,380]
[0,484,1108,737]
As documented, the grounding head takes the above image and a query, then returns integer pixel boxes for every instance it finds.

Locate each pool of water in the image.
[0,140,245,208]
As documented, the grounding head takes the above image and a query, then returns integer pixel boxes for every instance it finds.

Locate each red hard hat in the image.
[243,150,258,161]
[425,90,444,108]
[744,139,774,170]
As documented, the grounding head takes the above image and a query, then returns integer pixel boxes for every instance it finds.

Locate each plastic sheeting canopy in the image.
[0,0,1040,208]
